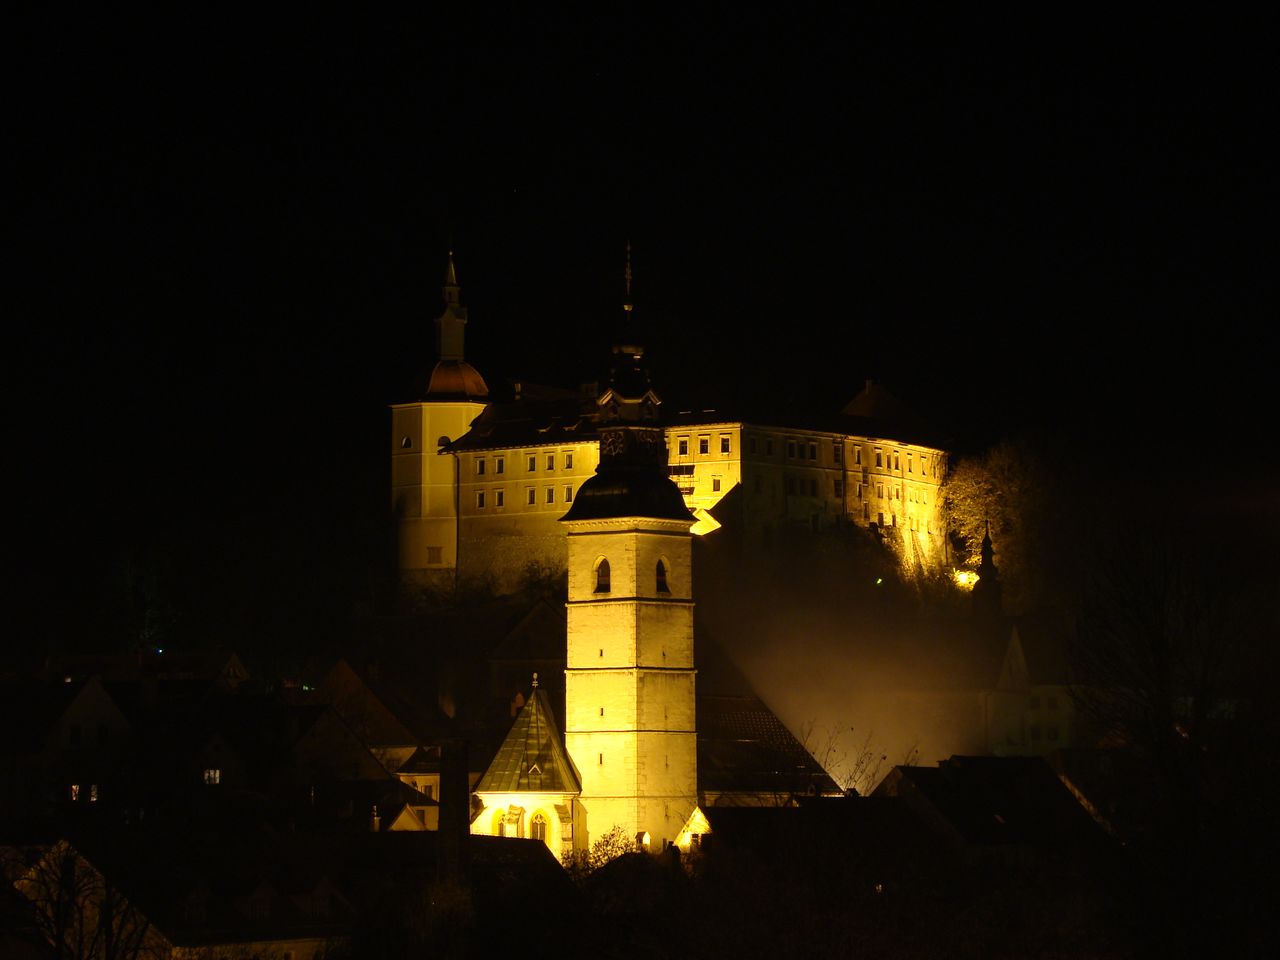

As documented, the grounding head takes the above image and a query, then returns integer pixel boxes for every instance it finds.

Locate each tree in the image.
[11,841,163,960]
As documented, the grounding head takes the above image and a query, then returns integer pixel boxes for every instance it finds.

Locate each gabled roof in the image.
[475,688,580,794]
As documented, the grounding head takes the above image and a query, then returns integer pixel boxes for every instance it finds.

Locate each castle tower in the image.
[560,259,698,851]
[390,251,490,591]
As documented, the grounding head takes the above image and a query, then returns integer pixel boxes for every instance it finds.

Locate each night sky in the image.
[10,9,1276,657]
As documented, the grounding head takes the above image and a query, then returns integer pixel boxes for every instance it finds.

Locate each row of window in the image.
[673,434,732,457]
[592,558,670,594]
[740,434,935,477]
[476,452,576,476]
[476,486,575,508]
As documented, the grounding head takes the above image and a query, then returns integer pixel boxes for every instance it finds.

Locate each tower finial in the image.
[443,249,460,306]
[623,241,633,313]
[532,671,539,690]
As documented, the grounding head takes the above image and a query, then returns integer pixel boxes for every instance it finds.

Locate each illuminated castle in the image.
[390,253,952,597]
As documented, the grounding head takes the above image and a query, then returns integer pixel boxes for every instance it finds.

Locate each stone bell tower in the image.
[559,252,698,851]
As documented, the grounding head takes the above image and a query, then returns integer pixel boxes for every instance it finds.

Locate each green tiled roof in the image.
[475,688,580,794]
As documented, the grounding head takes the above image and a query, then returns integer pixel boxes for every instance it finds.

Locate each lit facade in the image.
[392,262,950,594]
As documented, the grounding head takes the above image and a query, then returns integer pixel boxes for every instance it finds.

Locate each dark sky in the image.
[10,9,1277,655]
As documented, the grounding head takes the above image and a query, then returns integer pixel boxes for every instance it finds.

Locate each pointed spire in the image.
[623,240,633,313]
[442,248,460,307]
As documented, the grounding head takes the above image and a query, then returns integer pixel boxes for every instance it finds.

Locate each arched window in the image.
[530,812,547,842]
[656,559,670,594]
[594,558,611,593]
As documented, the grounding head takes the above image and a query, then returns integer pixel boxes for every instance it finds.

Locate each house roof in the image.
[475,687,580,795]
[874,755,1110,850]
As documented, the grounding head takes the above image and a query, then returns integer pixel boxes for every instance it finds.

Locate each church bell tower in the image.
[560,254,698,851]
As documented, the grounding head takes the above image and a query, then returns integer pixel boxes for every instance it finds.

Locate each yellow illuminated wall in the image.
[563,515,698,852]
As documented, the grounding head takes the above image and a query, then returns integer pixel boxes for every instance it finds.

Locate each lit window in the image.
[595,558,611,593]
[528,455,537,471]
[720,435,730,454]
[477,459,486,475]
[547,454,555,470]
[496,490,505,508]
[527,488,536,505]
[657,559,670,594]
[531,813,547,842]
[712,477,721,492]
[476,491,485,509]
[496,457,505,474]
[678,438,689,456]
[699,436,709,455]
[565,452,573,469]
[70,784,80,801]
[89,785,98,802]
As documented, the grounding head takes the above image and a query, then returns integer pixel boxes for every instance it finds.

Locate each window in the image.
[893,451,901,470]
[875,449,883,467]
[784,476,796,495]
[876,483,884,499]
[547,454,555,470]
[834,480,844,497]
[891,513,896,526]
[565,452,573,469]
[894,486,900,500]
[856,483,863,499]
[808,442,817,460]
[496,457,505,474]
[864,504,870,520]
[564,485,573,502]
[855,447,862,466]
[426,546,443,564]
[766,439,774,456]
[594,558,611,593]
[678,438,689,456]
[712,477,721,492]
[527,488,536,505]
[748,436,757,454]
[877,512,884,526]
[476,459,486,475]
[699,436,709,455]
[401,436,412,449]
[786,440,796,459]
[476,492,485,508]
[531,813,547,842]
[833,443,842,463]
[720,434,730,454]
[545,487,555,504]
[528,455,537,471]
[921,456,928,475]
[204,768,221,785]
[70,784,81,801]
[89,784,98,802]
[496,490,505,508]
[907,453,913,473]
[656,559,670,594]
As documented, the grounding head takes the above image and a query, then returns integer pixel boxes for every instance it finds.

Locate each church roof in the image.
[475,686,580,795]
[559,465,694,523]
